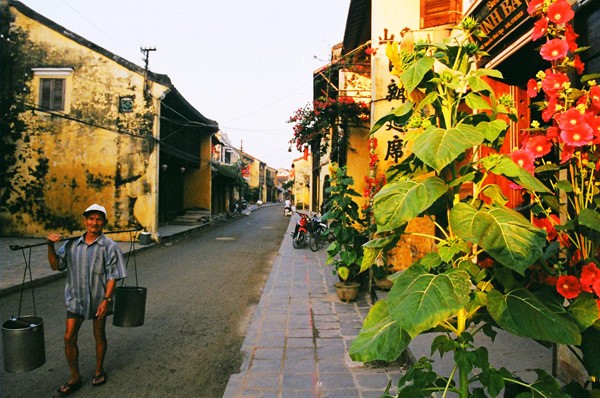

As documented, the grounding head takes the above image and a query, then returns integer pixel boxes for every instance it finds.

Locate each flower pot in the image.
[334,281,361,303]
[375,277,393,291]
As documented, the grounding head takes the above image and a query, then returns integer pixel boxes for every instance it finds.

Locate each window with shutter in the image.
[39,78,65,111]
[32,68,73,114]
[420,0,462,29]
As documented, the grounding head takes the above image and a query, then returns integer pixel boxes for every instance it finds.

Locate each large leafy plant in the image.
[350,5,599,397]
[323,163,369,283]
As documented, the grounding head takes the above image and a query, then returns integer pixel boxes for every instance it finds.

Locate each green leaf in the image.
[477,119,508,142]
[480,184,509,206]
[555,180,573,193]
[360,235,398,273]
[578,208,600,232]
[569,293,600,330]
[450,203,547,274]
[413,125,484,173]
[487,289,581,345]
[374,176,448,232]
[482,155,551,193]
[465,92,492,111]
[581,326,600,378]
[401,56,435,93]
[467,74,495,93]
[388,266,471,337]
[349,300,411,362]
[513,369,570,397]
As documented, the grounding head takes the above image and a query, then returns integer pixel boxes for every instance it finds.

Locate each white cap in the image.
[83,204,107,219]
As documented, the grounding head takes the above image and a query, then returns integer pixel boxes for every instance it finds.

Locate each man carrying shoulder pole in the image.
[47,204,127,395]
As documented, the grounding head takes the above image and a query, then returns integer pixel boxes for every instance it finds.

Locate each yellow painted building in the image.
[1,1,217,239]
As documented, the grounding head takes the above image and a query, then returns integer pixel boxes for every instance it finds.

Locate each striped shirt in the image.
[57,233,127,319]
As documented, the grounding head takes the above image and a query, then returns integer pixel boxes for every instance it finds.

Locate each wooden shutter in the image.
[39,78,65,111]
[420,0,462,29]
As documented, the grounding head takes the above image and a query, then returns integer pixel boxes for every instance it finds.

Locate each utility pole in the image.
[140,46,156,101]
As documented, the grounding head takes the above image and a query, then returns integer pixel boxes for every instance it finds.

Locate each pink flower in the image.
[540,39,569,61]
[547,0,575,24]
[532,17,548,41]
[542,96,559,122]
[560,124,594,147]
[560,144,575,163]
[511,149,535,172]
[557,108,585,131]
[588,115,600,143]
[557,275,582,299]
[527,79,539,98]
[541,70,569,96]
[525,135,553,158]
[590,86,600,110]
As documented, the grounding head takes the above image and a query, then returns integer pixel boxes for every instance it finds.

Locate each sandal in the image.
[92,372,107,386]
[57,380,82,395]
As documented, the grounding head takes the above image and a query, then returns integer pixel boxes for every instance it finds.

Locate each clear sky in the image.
[19,0,351,170]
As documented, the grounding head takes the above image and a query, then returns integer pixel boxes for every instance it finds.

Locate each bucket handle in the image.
[16,246,38,318]
[120,230,140,288]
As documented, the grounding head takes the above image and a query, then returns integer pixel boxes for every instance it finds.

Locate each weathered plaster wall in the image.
[2,6,168,237]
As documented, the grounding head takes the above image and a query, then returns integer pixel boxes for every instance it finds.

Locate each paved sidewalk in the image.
[224,214,555,397]
[224,217,405,398]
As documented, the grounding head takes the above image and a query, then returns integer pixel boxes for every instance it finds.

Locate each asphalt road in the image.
[0,205,290,397]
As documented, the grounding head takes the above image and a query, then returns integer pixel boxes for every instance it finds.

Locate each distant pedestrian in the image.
[47,204,127,395]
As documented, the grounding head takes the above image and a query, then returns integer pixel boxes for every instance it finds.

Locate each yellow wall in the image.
[292,156,311,210]
[2,6,169,237]
[183,135,212,210]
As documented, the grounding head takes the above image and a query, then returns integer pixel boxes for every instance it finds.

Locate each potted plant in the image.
[349,4,600,396]
[322,163,369,302]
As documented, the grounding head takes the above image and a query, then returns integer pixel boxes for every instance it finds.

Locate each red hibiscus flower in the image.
[590,86,600,110]
[542,96,559,122]
[557,108,585,131]
[546,126,559,140]
[594,279,600,297]
[573,55,585,74]
[560,124,594,147]
[532,17,548,41]
[547,0,575,24]
[525,135,552,158]
[556,275,582,299]
[511,149,535,172]
[540,39,569,61]
[565,24,579,52]
[541,70,569,96]
[527,79,539,98]
[580,263,600,292]
[533,215,559,241]
[545,275,558,286]
[560,144,575,163]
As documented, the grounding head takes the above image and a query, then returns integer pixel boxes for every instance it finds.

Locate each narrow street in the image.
[0,205,289,398]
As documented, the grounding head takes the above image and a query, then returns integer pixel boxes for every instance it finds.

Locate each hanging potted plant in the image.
[322,163,369,302]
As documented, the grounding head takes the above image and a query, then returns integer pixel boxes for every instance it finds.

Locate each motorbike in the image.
[308,215,331,252]
[284,205,293,217]
[291,212,310,248]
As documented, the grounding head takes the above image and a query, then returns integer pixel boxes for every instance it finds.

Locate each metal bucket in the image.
[113,286,147,327]
[2,316,46,373]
